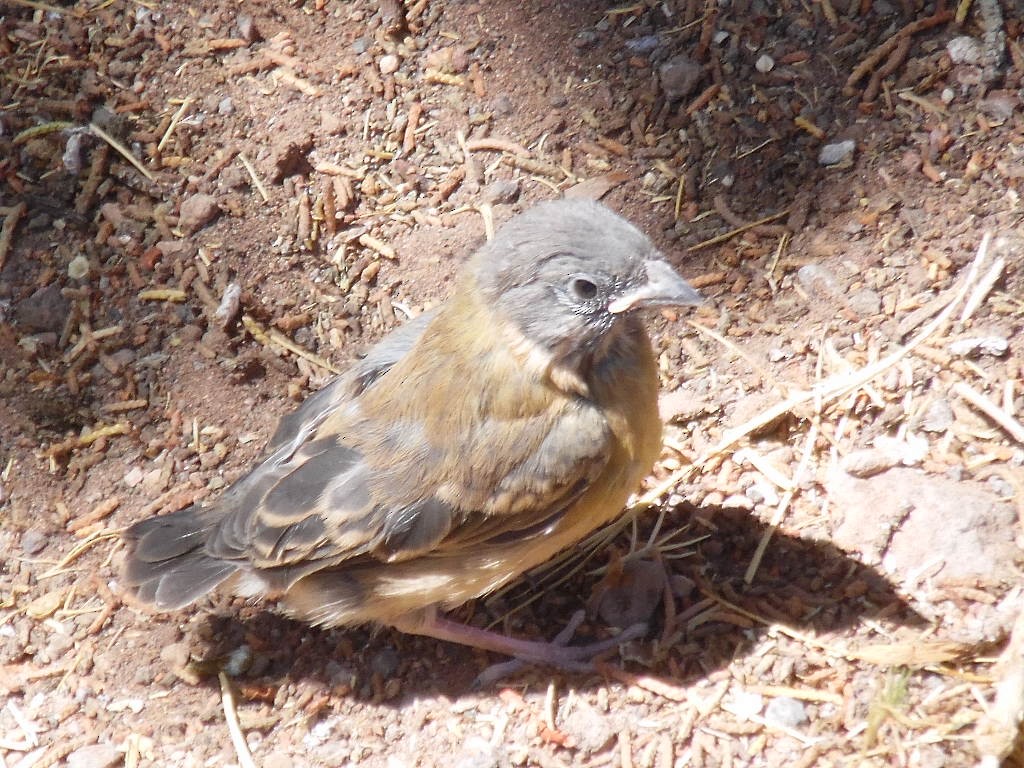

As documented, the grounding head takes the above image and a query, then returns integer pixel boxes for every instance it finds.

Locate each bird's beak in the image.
[607,259,703,314]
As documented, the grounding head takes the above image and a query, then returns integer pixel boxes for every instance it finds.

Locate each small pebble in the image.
[326,660,358,688]
[236,13,259,42]
[370,646,401,677]
[263,753,295,768]
[722,493,753,510]
[320,110,345,135]
[797,263,843,299]
[176,324,203,343]
[988,475,1014,498]
[21,528,48,555]
[847,288,881,316]
[67,744,121,768]
[595,557,664,628]
[178,193,220,234]
[99,202,124,228]
[840,448,899,478]
[978,92,1018,122]
[755,54,774,73]
[68,254,90,280]
[123,466,145,488]
[14,283,70,333]
[874,432,928,465]
[920,397,954,433]
[45,631,74,661]
[745,482,780,507]
[160,642,191,668]
[479,179,520,205]
[947,36,984,65]
[224,644,252,676]
[491,94,514,116]
[729,690,764,719]
[765,696,808,728]
[658,54,702,101]
[218,97,234,115]
[378,54,400,74]
[625,35,660,54]
[572,29,599,50]
[561,700,615,753]
[213,283,243,328]
[948,336,1008,358]
[818,140,855,166]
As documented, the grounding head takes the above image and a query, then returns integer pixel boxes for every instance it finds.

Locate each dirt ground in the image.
[2,0,1023,766]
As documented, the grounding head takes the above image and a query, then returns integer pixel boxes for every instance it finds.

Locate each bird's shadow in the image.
[176,503,924,705]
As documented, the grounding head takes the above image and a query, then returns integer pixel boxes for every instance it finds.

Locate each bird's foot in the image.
[397,608,646,686]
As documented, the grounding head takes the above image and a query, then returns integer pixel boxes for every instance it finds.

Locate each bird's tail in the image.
[122,505,238,610]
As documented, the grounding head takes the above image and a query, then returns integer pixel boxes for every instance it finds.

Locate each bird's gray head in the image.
[473,199,702,363]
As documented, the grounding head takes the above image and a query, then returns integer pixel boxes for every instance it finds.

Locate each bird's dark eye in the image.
[568,277,598,301]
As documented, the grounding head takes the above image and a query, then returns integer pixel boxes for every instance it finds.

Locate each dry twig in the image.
[0,202,27,272]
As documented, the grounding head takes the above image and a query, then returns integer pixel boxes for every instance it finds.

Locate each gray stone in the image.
[818,140,855,166]
[480,179,519,205]
[14,282,69,331]
[20,528,48,555]
[765,696,808,728]
[625,35,660,54]
[919,397,954,433]
[947,36,984,65]
[659,54,702,101]
[847,288,881,316]
[594,557,664,628]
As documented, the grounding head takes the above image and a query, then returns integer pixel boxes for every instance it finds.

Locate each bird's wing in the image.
[195,311,435,584]
[201,388,612,588]
[261,309,436,458]
[369,401,613,562]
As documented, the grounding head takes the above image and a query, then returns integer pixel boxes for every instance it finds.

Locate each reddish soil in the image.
[1,1,1022,766]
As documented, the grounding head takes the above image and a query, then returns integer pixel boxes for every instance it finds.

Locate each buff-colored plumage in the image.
[123,199,701,663]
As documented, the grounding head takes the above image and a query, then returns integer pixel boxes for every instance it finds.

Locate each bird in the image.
[122,198,703,667]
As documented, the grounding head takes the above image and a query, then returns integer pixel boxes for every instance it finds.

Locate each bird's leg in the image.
[393,607,646,677]
[470,610,592,686]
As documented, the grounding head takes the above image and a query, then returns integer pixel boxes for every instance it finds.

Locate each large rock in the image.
[828,466,1017,581]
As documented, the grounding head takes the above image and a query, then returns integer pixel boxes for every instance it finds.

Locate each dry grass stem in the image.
[238,153,270,202]
[219,672,258,768]
[635,231,996,513]
[953,381,1024,443]
[89,122,155,182]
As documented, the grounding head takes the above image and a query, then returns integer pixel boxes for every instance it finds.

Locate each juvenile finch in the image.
[123,199,702,665]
